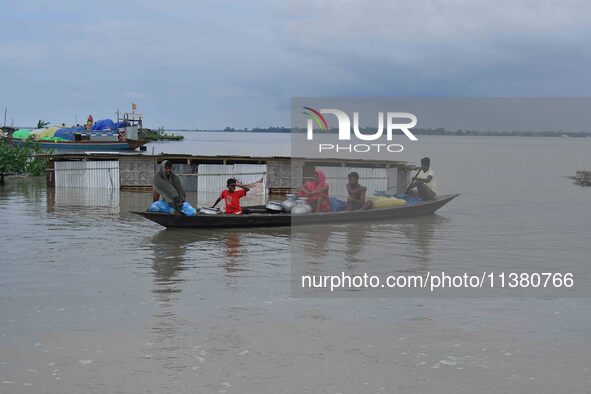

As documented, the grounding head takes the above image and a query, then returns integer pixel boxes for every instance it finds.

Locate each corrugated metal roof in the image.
[36,152,288,159]
[34,152,409,166]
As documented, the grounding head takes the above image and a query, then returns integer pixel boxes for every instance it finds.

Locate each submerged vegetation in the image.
[0,140,49,184]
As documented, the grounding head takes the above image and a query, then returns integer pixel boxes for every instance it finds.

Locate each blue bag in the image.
[180,201,197,216]
[329,197,347,212]
[148,200,197,216]
[149,200,175,214]
[394,193,421,204]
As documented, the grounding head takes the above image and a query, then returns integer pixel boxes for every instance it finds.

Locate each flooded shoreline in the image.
[1,135,590,392]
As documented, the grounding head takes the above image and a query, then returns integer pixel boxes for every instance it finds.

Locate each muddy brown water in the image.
[1,134,590,393]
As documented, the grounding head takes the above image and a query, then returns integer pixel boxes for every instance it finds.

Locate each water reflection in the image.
[46,187,120,216]
[292,215,448,274]
[343,222,371,268]
[396,215,448,266]
[1,177,47,212]
[145,227,291,302]
[118,190,155,220]
[292,226,333,259]
[143,227,290,369]
[149,231,190,298]
[223,232,242,273]
[145,230,193,370]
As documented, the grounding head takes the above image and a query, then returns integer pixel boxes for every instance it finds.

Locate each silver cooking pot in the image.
[265,201,284,213]
[199,207,220,215]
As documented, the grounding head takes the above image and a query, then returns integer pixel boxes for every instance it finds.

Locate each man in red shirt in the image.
[211,178,250,214]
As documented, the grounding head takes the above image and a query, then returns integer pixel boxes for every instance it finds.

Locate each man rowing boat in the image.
[407,157,437,201]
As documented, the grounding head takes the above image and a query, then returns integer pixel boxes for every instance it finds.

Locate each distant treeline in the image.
[410,128,591,137]
[173,126,591,137]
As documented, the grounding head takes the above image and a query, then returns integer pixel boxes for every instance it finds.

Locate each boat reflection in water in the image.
[223,232,242,273]
[290,215,448,295]
[142,215,446,295]
[149,231,190,297]
[142,227,291,371]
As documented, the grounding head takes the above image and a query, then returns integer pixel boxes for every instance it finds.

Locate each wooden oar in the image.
[405,168,422,194]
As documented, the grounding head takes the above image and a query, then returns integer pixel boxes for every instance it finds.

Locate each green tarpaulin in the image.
[12,129,33,139]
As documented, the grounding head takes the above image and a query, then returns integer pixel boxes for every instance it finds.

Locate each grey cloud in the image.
[1,0,590,128]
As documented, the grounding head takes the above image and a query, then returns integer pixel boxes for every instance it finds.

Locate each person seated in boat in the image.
[407,157,437,201]
[298,170,330,213]
[346,171,373,210]
[150,160,197,216]
[211,178,250,214]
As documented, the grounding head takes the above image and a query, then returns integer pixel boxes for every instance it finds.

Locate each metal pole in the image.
[3,107,6,127]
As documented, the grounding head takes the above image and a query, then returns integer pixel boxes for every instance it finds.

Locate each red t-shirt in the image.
[220,188,247,214]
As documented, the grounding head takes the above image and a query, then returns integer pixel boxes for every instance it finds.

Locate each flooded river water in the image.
[1,134,590,393]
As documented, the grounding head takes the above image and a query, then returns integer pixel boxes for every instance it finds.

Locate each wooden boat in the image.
[9,137,148,151]
[133,194,459,228]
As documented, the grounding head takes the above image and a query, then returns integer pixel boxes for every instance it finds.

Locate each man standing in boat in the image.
[212,178,250,214]
[408,157,437,201]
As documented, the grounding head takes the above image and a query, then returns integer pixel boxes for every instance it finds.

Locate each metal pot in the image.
[281,193,297,212]
[265,201,284,213]
[199,207,220,215]
[291,200,311,215]
[296,197,313,213]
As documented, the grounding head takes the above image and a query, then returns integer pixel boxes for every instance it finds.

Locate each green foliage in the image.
[37,120,50,128]
[0,140,49,176]
[142,128,184,141]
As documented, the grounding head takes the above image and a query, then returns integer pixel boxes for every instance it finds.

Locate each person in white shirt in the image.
[408,157,437,200]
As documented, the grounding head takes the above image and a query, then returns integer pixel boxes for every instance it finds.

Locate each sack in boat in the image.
[149,200,197,216]
[180,202,197,216]
[368,196,407,209]
[329,197,347,212]
[149,200,175,214]
[394,193,421,204]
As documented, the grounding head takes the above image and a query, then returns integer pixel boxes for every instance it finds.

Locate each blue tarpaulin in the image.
[92,119,116,131]
[54,127,85,141]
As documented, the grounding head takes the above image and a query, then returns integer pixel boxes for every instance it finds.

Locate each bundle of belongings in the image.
[149,161,197,216]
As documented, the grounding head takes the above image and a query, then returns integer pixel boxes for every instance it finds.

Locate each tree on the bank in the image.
[0,141,48,184]
[37,120,50,128]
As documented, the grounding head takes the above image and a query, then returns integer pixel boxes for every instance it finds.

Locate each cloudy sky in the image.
[1,0,590,129]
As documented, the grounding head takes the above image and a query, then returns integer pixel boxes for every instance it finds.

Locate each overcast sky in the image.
[2,0,590,129]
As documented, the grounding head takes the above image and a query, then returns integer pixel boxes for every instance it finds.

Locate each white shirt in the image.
[419,168,437,193]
